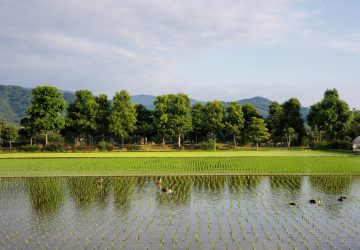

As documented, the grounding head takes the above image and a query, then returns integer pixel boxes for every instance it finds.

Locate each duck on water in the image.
[309,199,321,204]
[161,188,173,193]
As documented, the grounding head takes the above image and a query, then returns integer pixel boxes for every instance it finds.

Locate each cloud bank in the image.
[0,0,359,107]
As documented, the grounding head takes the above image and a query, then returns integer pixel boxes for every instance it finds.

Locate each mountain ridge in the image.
[0,84,309,124]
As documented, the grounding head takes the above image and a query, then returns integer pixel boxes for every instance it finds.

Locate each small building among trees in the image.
[353,136,360,152]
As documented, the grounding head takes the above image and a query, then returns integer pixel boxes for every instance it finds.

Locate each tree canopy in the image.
[167,94,192,147]
[65,90,99,144]
[109,90,137,147]
[308,89,353,140]
[26,85,66,146]
[281,98,305,145]
[191,103,205,144]
[246,117,270,149]
[225,102,244,146]
[134,104,154,145]
[2,124,18,148]
[1,84,357,150]
[154,94,192,147]
[203,100,224,139]
[266,101,283,146]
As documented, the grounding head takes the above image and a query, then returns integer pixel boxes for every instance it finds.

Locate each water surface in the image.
[0,176,359,249]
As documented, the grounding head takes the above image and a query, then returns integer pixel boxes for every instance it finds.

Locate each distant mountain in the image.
[238,96,271,118]
[0,85,32,124]
[0,84,75,124]
[0,84,309,124]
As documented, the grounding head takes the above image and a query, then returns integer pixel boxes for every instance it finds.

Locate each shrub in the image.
[310,140,352,150]
[126,145,141,151]
[97,141,114,151]
[44,144,65,152]
[200,139,217,151]
[47,131,65,145]
[19,145,41,152]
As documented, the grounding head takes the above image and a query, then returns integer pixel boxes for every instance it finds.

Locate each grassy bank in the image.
[0,155,360,177]
[0,149,354,159]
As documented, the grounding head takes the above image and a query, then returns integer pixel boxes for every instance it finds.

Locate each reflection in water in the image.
[0,175,359,250]
[228,175,260,193]
[113,177,136,213]
[310,176,354,195]
[270,176,302,191]
[67,177,110,209]
[28,178,65,216]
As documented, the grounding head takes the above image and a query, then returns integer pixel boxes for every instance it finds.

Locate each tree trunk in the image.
[233,134,236,146]
[45,132,48,146]
[30,137,33,146]
[121,138,124,148]
[287,136,291,149]
[195,134,198,144]
[145,137,148,145]
[162,137,165,146]
[178,134,181,148]
[256,142,259,150]
[9,140,12,149]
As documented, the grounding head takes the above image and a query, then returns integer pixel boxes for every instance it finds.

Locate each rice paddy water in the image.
[0,175,359,249]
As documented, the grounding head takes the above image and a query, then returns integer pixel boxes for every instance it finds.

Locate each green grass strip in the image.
[0,156,360,177]
[0,150,354,158]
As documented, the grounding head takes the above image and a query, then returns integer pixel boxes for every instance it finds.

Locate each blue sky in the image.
[0,0,359,107]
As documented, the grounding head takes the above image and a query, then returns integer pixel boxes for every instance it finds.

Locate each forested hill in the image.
[0,84,309,124]
[0,84,75,124]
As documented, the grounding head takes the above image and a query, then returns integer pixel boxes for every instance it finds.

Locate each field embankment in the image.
[0,150,353,158]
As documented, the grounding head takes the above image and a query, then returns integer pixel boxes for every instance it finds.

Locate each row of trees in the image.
[0,85,359,150]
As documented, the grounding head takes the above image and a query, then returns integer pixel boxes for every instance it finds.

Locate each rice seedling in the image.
[1,152,360,177]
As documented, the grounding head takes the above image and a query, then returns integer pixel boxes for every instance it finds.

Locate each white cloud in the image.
[39,33,136,59]
[326,33,360,53]
[1,0,359,108]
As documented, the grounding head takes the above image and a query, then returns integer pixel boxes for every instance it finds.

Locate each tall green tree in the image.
[308,89,353,141]
[266,101,283,146]
[283,127,297,148]
[2,124,18,149]
[281,98,305,145]
[225,102,244,146]
[348,109,360,139]
[154,95,170,146]
[153,94,192,147]
[242,103,261,143]
[66,90,99,144]
[246,117,270,149]
[26,85,66,146]
[20,117,39,145]
[307,103,323,142]
[203,101,224,139]
[109,90,137,147]
[0,120,4,142]
[242,103,261,127]
[135,104,154,144]
[167,94,192,147]
[95,94,111,142]
[191,103,205,144]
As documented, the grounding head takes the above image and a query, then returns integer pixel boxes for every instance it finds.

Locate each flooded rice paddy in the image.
[0,175,360,249]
